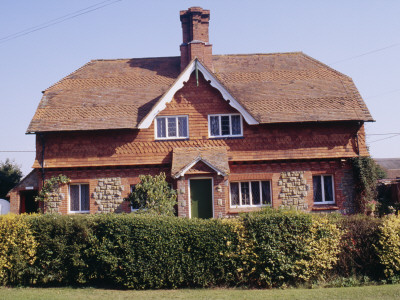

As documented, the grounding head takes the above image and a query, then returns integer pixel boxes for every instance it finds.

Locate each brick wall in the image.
[41,166,170,214]
[228,159,355,215]
[22,158,355,216]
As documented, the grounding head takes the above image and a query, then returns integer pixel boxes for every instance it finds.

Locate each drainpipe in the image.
[355,133,360,156]
[39,133,46,186]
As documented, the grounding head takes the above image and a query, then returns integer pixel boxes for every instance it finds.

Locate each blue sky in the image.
[1,0,399,176]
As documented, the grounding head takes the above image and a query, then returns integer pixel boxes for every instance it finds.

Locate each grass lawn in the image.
[1,284,400,300]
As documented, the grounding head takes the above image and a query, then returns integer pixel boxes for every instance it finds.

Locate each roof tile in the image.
[27,53,373,133]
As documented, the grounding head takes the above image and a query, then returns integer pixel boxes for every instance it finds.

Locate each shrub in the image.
[375,215,400,279]
[0,214,36,285]
[89,214,238,289]
[240,208,341,287]
[294,216,342,282]
[0,211,392,288]
[333,214,382,279]
[124,173,176,216]
[26,214,94,285]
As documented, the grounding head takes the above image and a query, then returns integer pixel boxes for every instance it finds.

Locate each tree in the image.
[125,173,177,216]
[0,159,22,199]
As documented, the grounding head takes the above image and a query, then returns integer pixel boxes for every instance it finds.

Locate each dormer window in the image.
[155,116,188,139]
[208,114,243,138]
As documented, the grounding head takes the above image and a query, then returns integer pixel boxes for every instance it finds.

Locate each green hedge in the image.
[334,214,383,279]
[24,214,239,288]
[1,211,400,288]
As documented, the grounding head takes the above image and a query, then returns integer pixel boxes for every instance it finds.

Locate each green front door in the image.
[190,179,213,219]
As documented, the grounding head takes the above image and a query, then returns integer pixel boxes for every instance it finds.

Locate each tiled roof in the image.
[27,52,373,133]
[375,158,400,179]
[171,147,229,178]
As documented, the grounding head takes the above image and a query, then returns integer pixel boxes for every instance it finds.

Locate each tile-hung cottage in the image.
[9,7,373,218]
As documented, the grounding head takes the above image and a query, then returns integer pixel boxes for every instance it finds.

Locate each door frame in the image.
[188,177,214,219]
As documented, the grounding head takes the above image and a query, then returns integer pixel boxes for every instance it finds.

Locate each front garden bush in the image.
[0,214,36,285]
[240,209,342,287]
[334,214,382,280]
[375,215,400,280]
[1,210,399,288]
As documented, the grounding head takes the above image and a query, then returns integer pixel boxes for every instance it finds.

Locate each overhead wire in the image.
[0,151,35,153]
[0,0,122,44]
[369,134,400,144]
[329,43,400,65]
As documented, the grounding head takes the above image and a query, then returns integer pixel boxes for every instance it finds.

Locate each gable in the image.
[171,147,229,178]
[138,59,258,129]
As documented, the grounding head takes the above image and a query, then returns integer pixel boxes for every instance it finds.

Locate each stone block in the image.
[218,198,223,206]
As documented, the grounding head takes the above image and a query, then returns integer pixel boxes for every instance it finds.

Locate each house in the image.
[375,158,400,205]
[9,7,373,218]
[375,158,400,180]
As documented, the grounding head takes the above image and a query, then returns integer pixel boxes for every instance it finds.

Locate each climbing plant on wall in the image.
[35,175,70,203]
[350,156,386,214]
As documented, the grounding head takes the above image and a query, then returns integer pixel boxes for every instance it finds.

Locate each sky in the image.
[0,0,399,176]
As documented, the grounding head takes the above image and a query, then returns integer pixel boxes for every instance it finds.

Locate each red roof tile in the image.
[27,52,373,133]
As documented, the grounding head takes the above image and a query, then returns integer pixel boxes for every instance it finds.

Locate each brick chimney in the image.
[180,7,213,71]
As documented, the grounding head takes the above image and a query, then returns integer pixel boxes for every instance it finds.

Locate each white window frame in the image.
[155,115,189,140]
[69,183,90,213]
[208,114,243,138]
[229,180,272,208]
[313,174,335,204]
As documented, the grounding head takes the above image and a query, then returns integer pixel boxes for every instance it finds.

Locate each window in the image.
[313,175,335,204]
[209,114,242,138]
[230,181,271,207]
[69,184,89,213]
[155,116,188,139]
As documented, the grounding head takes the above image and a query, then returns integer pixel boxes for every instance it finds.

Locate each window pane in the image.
[241,182,250,205]
[313,176,322,203]
[230,182,240,206]
[231,115,241,135]
[251,182,260,205]
[70,185,80,211]
[178,117,188,137]
[261,181,271,205]
[81,184,90,211]
[210,116,219,136]
[157,118,166,138]
[167,117,177,137]
[221,116,230,135]
[324,176,334,202]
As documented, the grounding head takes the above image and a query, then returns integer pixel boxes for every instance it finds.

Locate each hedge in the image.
[1,210,400,288]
